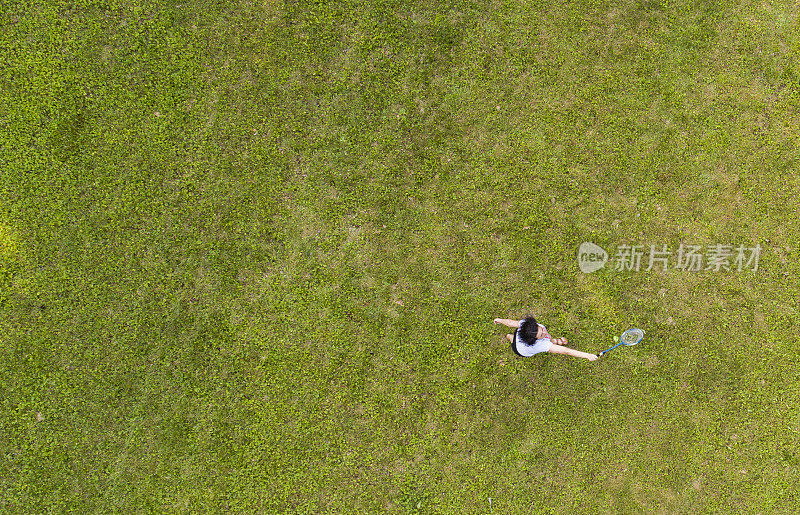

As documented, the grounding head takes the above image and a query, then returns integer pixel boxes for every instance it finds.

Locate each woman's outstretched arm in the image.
[548,344,598,361]
[493,318,521,328]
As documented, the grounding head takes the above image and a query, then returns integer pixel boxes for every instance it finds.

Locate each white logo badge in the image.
[578,242,608,273]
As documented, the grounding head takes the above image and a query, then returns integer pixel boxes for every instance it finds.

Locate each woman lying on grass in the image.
[494,316,598,361]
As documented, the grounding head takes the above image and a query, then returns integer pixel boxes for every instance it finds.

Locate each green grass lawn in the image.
[1,0,799,512]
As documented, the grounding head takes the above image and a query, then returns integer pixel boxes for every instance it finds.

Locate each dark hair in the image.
[517,316,539,345]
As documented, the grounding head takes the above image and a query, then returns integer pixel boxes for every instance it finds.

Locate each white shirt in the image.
[514,323,553,357]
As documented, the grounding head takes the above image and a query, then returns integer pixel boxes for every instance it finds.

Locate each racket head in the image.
[620,328,644,346]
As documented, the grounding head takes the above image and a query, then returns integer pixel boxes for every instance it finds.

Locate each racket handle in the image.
[597,351,605,358]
